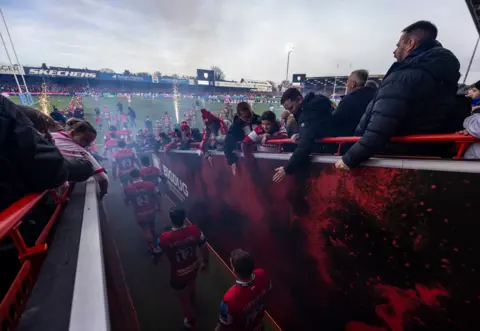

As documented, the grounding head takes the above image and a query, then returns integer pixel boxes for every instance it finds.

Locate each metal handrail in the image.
[0,183,72,330]
[0,192,46,242]
[266,133,479,144]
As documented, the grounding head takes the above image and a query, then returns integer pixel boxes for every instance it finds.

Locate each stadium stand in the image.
[2,6,480,330]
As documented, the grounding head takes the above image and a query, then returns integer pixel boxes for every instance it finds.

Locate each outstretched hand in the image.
[273,167,286,183]
[335,160,350,171]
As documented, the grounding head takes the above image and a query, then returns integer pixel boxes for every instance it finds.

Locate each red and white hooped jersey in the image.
[51,132,105,176]
[243,124,287,153]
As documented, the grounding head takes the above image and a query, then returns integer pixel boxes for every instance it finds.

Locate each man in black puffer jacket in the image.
[273,88,333,182]
[337,21,460,170]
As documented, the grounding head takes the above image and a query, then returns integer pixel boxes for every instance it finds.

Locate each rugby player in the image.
[140,156,163,186]
[112,140,139,186]
[103,131,119,159]
[215,249,271,331]
[154,208,209,329]
[123,169,161,252]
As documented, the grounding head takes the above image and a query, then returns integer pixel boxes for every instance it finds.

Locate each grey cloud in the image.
[1,0,479,83]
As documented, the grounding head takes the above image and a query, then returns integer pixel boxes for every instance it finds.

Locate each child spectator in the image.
[164,123,192,152]
[242,110,288,153]
[51,121,108,196]
[459,81,480,158]
[158,132,171,148]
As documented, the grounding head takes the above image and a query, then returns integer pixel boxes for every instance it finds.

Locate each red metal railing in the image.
[0,183,72,330]
[185,133,478,159]
[266,134,478,159]
[266,133,479,144]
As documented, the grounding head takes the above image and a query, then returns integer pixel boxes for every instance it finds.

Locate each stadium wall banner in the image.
[0,63,25,75]
[25,67,97,78]
[157,150,480,331]
[4,91,72,96]
[152,77,189,85]
[241,78,273,92]
[98,72,150,82]
[215,81,255,88]
[252,86,273,92]
[197,80,214,86]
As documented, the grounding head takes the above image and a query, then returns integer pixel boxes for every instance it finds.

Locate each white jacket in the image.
[463,114,480,159]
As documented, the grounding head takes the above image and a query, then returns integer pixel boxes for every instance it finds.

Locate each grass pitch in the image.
[10,95,278,133]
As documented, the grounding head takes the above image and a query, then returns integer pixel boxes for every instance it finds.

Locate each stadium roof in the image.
[466,0,480,36]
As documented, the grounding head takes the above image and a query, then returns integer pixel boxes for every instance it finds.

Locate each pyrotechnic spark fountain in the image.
[172,79,180,123]
[39,82,50,115]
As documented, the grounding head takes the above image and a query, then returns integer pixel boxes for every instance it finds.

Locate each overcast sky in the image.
[0,0,479,83]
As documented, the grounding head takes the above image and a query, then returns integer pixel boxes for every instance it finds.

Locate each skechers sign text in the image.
[28,68,97,78]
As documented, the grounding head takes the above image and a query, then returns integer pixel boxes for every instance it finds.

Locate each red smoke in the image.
[346,283,448,331]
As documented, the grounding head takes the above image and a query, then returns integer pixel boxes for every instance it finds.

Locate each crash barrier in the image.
[0,183,71,330]
[189,133,478,159]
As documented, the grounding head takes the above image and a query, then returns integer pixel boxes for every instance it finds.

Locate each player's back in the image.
[105,138,118,151]
[113,149,136,176]
[221,269,271,331]
[159,225,204,276]
[117,129,132,136]
[140,166,160,185]
[124,181,157,221]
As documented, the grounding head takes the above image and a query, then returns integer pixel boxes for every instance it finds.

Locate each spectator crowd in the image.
[178,20,477,183]
[3,20,478,210]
